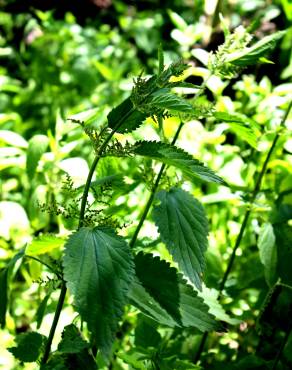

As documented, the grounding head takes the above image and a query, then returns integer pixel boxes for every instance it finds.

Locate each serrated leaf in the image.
[107,97,147,133]
[153,188,208,289]
[67,108,102,126]
[258,223,277,287]
[129,253,221,332]
[134,316,161,348]
[226,30,286,66]
[133,141,225,184]
[198,286,241,325]
[150,89,193,112]
[58,324,89,354]
[8,332,46,362]
[63,227,134,356]
[26,135,49,178]
[26,234,66,256]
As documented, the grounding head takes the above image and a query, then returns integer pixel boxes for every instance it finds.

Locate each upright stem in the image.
[194,100,292,363]
[130,121,184,248]
[41,120,125,364]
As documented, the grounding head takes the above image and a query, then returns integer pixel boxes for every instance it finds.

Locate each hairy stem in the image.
[129,120,184,248]
[195,100,292,363]
[41,108,134,364]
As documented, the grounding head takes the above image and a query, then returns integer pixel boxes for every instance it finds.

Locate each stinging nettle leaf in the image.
[107,97,147,133]
[26,234,66,256]
[133,141,225,185]
[8,332,46,362]
[58,324,90,354]
[225,30,286,66]
[258,223,277,287]
[63,226,134,356]
[153,188,208,290]
[129,253,222,332]
[26,134,49,179]
[149,89,193,112]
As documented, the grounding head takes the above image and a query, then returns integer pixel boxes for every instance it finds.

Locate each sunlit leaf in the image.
[26,234,66,256]
[258,223,277,287]
[26,135,49,178]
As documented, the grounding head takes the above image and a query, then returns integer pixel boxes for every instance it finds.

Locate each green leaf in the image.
[0,268,8,328]
[150,89,193,112]
[107,97,147,133]
[258,223,277,287]
[26,234,66,256]
[67,107,103,126]
[35,288,53,329]
[134,316,161,348]
[26,134,49,178]
[58,324,89,354]
[63,227,134,356]
[198,286,241,325]
[153,188,208,289]
[133,141,225,185]
[129,253,222,332]
[8,332,46,362]
[226,30,286,66]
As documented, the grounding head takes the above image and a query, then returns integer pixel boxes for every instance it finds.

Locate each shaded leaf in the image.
[58,324,89,354]
[129,253,222,332]
[63,227,134,356]
[107,97,147,133]
[26,135,49,178]
[8,332,46,362]
[258,223,277,287]
[150,89,193,112]
[134,316,161,348]
[226,31,286,66]
[153,188,208,289]
[35,288,53,329]
[133,141,225,184]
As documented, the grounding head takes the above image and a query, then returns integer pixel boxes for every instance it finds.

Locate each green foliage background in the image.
[0,0,292,369]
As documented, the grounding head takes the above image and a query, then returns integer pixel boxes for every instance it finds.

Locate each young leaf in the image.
[63,226,134,356]
[133,141,225,184]
[107,97,147,133]
[149,89,193,112]
[258,223,277,287]
[58,324,89,354]
[26,134,49,178]
[26,234,66,256]
[8,332,46,362]
[225,30,286,66]
[153,188,208,290]
[129,253,221,332]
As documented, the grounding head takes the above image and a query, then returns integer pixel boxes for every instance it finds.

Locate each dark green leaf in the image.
[226,31,286,66]
[8,332,46,362]
[63,227,134,356]
[129,253,222,332]
[153,188,208,289]
[133,141,225,184]
[134,316,161,348]
[26,135,49,178]
[35,288,53,329]
[107,97,147,133]
[58,324,89,354]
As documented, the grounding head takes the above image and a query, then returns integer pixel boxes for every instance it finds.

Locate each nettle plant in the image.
[1,27,289,369]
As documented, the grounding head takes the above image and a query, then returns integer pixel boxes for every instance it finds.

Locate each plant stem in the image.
[129,120,184,248]
[40,109,132,363]
[272,324,292,370]
[194,100,292,363]
[25,255,62,279]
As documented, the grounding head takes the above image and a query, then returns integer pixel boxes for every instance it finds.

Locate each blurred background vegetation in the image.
[0,0,292,369]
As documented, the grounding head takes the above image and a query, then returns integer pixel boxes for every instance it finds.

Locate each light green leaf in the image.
[63,227,134,356]
[26,234,66,256]
[107,97,147,133]
[258,223,277,287]
[129,253,222,332]
[26,135,49,178]
[226,30,286,66]
[133,141,225,185]
[167,10,188,31]
[0,130,28,148]
[198,286,241,325]
[150,89,193,112]
[8,332,46,362]
[67,108,103,126]
[153,188,208,290]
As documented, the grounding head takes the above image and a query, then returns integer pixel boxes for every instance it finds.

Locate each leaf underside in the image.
[133,140,225,185]
[63,227,134,356]
[129,253,221,332]
[153,187,209,290]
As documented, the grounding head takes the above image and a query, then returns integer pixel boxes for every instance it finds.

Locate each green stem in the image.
[129,120,184,248]
[41,108,134,364]
[25,255,62,279]
[194,100,292,363]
